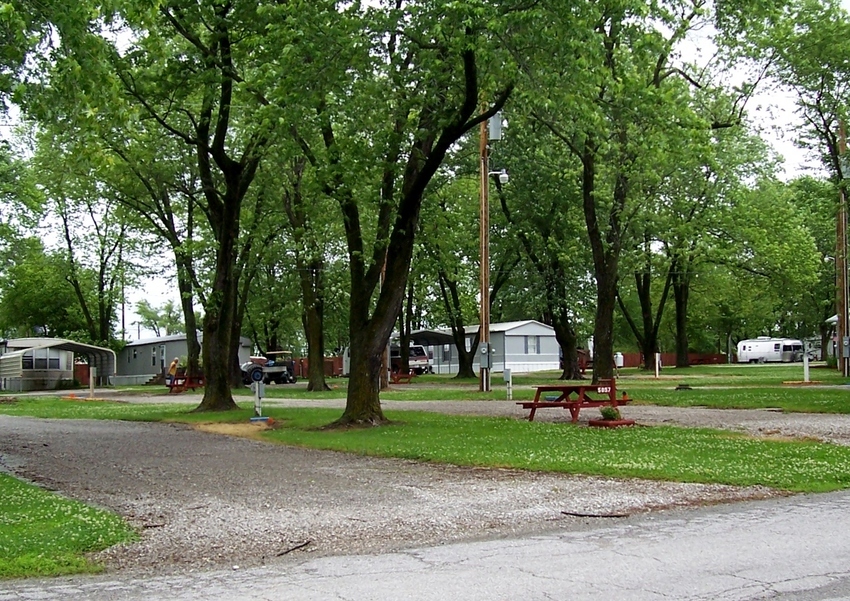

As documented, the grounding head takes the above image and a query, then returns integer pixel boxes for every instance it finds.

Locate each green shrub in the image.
[599,406,622,420]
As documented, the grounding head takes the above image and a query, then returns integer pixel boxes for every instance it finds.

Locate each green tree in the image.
[419,175,483,379]
[787,176,838,355]
[135,299,185,337]
[496,114,594,379]
[525,1,715,381]
[279,2,514,424]
[715,179,820,342]
[0,139,41,248]
[31,134,148,347]
[0,238,90,338]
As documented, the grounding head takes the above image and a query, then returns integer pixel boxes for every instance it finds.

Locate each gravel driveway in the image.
[3,393,847,576]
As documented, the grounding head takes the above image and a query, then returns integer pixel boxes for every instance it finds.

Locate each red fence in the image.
[291,357,344,378]
[74,363,90,385]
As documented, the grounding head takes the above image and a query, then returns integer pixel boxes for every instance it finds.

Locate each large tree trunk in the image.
[321,42,511,424]
[636,270,657,371]
[592,270,618,382]
[618,259,673,372]
[282,160,330,392]
[435,269,478,378]
[552,315,581,380]
[194,197,240,412]
[581,142,625,383]
[336,281,393,425]
[673,267,691,368]
[343,327,385,424]
[175,254,202,377]
[455,329,479,379]
[397,280,417,374]
[300,259,330,392]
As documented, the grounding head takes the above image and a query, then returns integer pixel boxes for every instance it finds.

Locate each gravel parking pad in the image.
[0,413,782,576]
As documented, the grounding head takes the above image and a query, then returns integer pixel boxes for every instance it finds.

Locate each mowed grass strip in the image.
[631,387,850,413]
[259,408,850,493]
[2,398,850,493]
[0,474,137,579]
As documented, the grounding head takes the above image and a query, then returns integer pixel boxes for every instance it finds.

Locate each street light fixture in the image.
[490,169,509,184]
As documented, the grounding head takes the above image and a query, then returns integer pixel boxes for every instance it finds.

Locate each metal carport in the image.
[0,338,116,391]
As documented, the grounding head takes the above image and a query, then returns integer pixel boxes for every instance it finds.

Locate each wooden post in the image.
[479,118,491,392]
[838,122,849,376]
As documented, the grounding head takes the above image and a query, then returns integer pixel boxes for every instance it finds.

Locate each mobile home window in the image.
[34,349,48,369]
[151,347,157,366]
[525,336,540,354]
[49,349,63,370]
[22,353,33,369]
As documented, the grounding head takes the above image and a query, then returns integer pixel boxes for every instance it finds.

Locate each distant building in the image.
[412,320,560,375]
[115,334,253,385]
[0,338,115,391]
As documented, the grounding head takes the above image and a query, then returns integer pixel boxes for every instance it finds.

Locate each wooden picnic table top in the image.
[520,380,629,422]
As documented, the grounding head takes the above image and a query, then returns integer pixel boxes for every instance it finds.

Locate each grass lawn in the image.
[0,473,137,579]
[2,397,850,493]
[2,363,849,579]
[257,408,850,493]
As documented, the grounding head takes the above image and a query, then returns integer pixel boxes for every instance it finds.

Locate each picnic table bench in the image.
[517,379,630,422]
[167,375,205,394]
[390,370,417,385]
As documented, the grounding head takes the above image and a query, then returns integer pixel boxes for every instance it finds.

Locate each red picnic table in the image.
[167,375,205,394]
[517,379,630,422]
[389,370,417,385]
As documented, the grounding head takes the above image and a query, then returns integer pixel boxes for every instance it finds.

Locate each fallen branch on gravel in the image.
[276,541,311,556]
[561,511,630,518]
[142,522,167,529]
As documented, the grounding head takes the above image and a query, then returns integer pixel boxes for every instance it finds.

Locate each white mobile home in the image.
[416,320,560,375]
[115,334,253,384]
[736,337,803,363]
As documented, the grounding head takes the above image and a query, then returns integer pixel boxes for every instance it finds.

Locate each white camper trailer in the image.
[736,337,804,363]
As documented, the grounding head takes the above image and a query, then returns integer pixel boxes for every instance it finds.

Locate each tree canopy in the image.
[2,0,845,413]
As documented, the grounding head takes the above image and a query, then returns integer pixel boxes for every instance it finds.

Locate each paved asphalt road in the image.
[4,490,850,601]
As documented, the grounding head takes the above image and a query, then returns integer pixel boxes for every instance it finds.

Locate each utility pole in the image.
[838,122,849,377]
[479,118,491,392]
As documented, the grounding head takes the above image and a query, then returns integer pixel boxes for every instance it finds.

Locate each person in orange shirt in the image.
[167,357,179,385]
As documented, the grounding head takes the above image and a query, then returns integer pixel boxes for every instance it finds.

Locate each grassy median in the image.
[0,473,136,579]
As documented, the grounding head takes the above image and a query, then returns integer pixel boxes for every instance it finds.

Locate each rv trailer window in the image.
[783,345,791,351]
[774,344,781,351]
